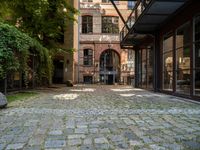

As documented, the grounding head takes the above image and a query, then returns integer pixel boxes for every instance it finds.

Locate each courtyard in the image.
[0,85,200,150]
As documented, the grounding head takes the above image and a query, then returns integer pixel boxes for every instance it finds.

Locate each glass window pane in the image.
[138,50,142,88]
[163,71,173,91]
[176,69,190,94]
[195,69,200,96]
[83,49,93,66]
[142,49,146,61]
[176,22,190,48]
[163,51,173,72]
[195,16,200,42]
[82,16,93,33]
[142,73,147,88]
[128,1,135,10]
[147,48,153,89]
[163,34,173,52]
[102,16,119,33]
[195,42,200,68]
[176,47,190,70]
[163,33,174,91]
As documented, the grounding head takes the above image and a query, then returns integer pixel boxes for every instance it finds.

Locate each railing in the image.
[120,0,151,43]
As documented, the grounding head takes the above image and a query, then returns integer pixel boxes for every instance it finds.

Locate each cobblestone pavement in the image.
[0,85,200,150]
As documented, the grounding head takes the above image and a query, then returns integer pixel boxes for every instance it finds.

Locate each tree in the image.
[0,0,78,50]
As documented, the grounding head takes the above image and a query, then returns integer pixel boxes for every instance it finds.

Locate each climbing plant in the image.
[0,0,78,50]
[0,22,52,87]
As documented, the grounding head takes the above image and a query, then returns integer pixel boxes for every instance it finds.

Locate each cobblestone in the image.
[0,85,200,149]
[6,143,25,150]
[44,140,66,148]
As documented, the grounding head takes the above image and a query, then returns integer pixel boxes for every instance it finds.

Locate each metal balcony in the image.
[111,0,189,49]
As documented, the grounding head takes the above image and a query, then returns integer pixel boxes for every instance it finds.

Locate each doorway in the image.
[99,49,120,85]
[53,60,64,84]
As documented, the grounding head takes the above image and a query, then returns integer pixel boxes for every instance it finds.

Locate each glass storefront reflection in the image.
[138,47,153,90]
[163,34,173,91]
[194,15,200,96]
[175,22,191,94]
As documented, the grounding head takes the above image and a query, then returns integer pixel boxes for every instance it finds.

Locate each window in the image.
[147,47,153,89]
[102,0,109,3]
[128,1,135,9]
[163,33,173,91]
[142,49,147,88]
[82,0,93,2]
[127,16,135,28]
[83,49,93,66]
[175,22,191,94]
[127,50,135,68]
[82,16,93,34]
[194,15,200,96]
[102,16,119,34]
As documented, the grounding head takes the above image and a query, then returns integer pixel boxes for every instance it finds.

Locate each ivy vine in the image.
[0,22,53,87]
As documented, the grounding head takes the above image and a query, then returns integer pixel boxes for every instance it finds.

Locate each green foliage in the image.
[0,0,78,50]
[0,0,78,87]
[0,22,53,86]
[6,91,38,103]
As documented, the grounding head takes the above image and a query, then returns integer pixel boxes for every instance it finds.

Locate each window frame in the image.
[82,15,93,34]
[175,22,191,95]
[83,49,93,66]
[193,15,200,96]
[162,32,174,91]
[102,16,119,34]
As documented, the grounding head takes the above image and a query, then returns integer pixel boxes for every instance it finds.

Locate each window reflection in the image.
[142,49,147,88]
[138,47,153,89]
[176,22,190,94]
[194,16,200,96]
[163,33,173,91]
[147,48,153,89]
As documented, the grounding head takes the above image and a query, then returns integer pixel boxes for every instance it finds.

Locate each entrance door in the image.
[84,76,93,84]
[53,60,64,84]
[99,49,120,85]
[108,75,114,85]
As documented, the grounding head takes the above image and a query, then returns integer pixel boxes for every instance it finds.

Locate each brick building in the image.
[74,0,135,84]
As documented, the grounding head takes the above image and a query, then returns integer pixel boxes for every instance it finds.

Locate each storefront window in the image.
[142,49,147,88]
[175,22,190,94]
[137,47,153,89]
[138,50,142,87]
[163,33,173,91]
[147,48,153,89]
[194,15,200,96]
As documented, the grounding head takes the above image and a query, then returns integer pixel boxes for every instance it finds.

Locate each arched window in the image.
[82,16,93,34]
[83,49,93,66]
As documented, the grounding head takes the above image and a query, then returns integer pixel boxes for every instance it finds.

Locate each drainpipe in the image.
[77,0,80,84]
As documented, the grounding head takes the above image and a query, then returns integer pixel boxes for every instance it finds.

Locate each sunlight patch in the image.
[111,89,134,92]
[70,88,95,92]
[120,94,135,97]
[136,95,143,97]
[131,89,145,91]
[53,94,78,100]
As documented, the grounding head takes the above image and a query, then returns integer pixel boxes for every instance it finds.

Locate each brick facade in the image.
[74,0,135,84]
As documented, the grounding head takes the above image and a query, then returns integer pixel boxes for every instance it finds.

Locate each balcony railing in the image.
[120,0,151,42]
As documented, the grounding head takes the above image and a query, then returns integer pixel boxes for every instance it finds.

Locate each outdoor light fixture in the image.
[63,8,67,12]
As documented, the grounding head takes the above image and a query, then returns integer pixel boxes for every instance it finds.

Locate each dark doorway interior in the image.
[53,60,64,84]
[108,75,114,85]
[84,76,93,84]
[99,49,120,85]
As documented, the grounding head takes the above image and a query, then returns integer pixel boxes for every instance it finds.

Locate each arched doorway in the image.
[99,49,120,85]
